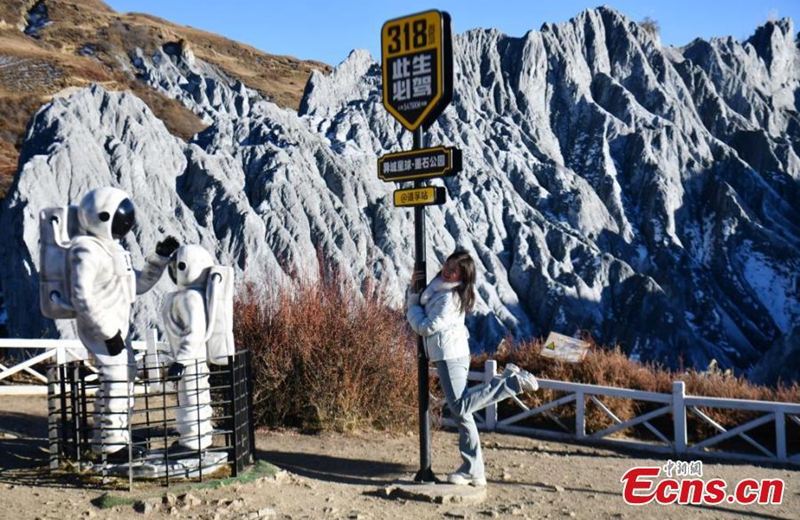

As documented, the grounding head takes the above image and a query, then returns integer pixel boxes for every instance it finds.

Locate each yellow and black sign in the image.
[539,332,590,363]
[393,186,447,207]
[378,146,462,182]
[381,10,453,131]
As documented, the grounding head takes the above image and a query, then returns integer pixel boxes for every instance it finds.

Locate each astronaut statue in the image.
[40,187,179,462]
[162,245,234,459]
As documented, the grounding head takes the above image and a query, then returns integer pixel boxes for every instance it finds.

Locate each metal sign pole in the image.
[412,126,435,483]
[381,9,453,485]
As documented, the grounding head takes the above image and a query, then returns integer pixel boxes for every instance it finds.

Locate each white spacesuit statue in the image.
[161,245,220,458]
[49,187,178,461]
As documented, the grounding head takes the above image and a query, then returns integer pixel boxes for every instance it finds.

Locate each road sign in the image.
[379,10,456,484]
[378,146,462,182]
[381,10,453,131]
[393,186,447,207]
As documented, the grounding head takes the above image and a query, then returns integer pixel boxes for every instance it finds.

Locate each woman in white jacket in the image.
[406,250,539,487]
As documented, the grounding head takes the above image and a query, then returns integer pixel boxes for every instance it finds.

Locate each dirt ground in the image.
[0,395,796,520]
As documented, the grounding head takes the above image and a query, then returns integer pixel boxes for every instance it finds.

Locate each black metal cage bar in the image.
[46,349,255,489]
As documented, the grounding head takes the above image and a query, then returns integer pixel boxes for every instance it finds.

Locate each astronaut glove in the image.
[156,236,180,258]
[167,362,185,381]
[104,330,126,356]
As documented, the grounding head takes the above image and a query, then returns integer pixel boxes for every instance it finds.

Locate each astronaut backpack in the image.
[204,265,235,365]
[39,206,83,319]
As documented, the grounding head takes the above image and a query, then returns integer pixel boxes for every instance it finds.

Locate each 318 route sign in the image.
[381,10,453,131]
[378,146,462,182]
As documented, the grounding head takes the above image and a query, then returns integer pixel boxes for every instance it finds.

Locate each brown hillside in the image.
[0,0,331,198]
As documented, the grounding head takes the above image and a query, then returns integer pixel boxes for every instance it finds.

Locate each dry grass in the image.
[30,0,331,108]
[162,24,330,110]
[478,337,799,406]
[477,338,800,453]
[127,81,207,141]
[234,270,418,433]
[0,0,31,29]
[0,93,48,196]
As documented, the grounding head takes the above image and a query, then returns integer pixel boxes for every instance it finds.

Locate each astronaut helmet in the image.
[168,245,215,288]
[77,187,136,240]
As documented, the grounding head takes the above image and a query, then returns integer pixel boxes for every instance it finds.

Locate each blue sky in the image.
[105,1,799,66]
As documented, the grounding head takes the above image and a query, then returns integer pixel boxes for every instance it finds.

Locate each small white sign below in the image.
[540,332,590,363]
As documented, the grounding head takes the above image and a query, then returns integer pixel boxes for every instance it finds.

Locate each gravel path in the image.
[0,396,796,519]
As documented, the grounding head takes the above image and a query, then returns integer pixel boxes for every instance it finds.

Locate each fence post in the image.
[673,381,687,453]
[55,341,66,366]
[484,360,497,431]
[775,412,786,462]
[575,390,585,438]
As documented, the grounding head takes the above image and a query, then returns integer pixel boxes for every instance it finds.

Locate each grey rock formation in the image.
[0,7,797,380]
[0,87,284,341]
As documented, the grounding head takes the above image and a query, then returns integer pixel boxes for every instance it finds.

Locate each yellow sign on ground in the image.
[381,10,447,131]
[540,332,591,363]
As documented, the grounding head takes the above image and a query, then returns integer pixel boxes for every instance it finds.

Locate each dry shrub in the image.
[234,270,418,432]
[233,272,797,450]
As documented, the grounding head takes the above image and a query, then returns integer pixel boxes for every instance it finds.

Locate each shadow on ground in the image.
[0,410,48,471]
[257,449,412,486]
[0,410,113,490]
[486,443,627,460]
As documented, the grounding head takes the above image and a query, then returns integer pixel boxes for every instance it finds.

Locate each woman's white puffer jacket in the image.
[406,276,470,361]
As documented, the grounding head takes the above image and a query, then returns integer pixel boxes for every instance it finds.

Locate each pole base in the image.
[413,467,438,483]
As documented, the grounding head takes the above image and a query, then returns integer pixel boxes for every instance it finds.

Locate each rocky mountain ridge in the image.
[0,7,797,382]
[0,0,329,195]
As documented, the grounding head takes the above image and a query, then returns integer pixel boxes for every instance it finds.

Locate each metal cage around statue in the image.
[46,333,255,489]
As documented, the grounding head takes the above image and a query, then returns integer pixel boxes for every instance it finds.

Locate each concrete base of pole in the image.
[380,479,488,505]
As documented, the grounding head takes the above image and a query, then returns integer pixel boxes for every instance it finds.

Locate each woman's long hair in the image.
[446,249,476,314]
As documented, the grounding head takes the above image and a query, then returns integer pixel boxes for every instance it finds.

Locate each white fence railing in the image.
[0,330,168,395]
[439,360,800,467]
[4,339,799,466]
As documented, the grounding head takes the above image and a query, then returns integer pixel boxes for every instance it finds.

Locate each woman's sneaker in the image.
[447,472,487,487]
[504,363,539,392]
